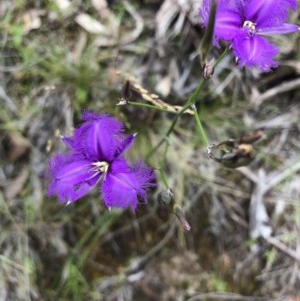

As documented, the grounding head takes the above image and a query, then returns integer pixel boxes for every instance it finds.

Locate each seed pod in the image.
[202,58,215,80]
[158,188,175,206]
[207,131,264,168]
[117,79,131,105]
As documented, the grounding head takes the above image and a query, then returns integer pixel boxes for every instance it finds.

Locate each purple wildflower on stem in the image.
[200,0,300,71]
[48,111,156,212]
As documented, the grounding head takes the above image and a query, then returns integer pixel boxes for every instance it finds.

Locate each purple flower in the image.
[200,0,300,71]
[48,111,156,212]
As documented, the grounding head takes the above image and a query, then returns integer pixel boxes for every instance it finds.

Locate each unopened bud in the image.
[117,79,131,105]
[158,188,175,206]
[202,58,215,80]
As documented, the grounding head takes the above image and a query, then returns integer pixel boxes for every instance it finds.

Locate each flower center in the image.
[91,161,109,174]
[243,20,256,35]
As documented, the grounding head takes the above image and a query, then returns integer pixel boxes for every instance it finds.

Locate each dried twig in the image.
[0,85,18,113]
[252,78,300,108]
[126,222,176,274]
[186,292,274,301]
[238,161,300,257]
[263,236,300,262]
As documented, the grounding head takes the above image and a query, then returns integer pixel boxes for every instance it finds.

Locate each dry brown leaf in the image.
[94,1,143,47]
[120,1,143,44]
[92,0,111,20]
[23,9,46,33]
[4,169,29,201]
[156,0,202,40]
[3,132,30,162]
[71,32,88,64]
[75,13,107,35]
[52,0,71,11]
[92,0,107,11]
[155,75,172,97]
[51,0,76,18]
[156,0,179,40]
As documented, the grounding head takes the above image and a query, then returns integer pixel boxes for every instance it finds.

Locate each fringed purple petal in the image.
[244,0,297,28]
[101,159,156,212]
[114,134,136,159]
[201,0,243,44]
[199,0,211,26]
[258,23,300,35]
[232,30,279,72]
[215,0,244,41]
[48,154,100,203]
[61,136,75,149]
[72,111,125,161]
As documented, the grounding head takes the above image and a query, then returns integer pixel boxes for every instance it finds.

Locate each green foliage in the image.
[208,272,228,291]
[1,10,24,47]
[73,209,122,269]
[264,249,278,266]
[60,260,90,301]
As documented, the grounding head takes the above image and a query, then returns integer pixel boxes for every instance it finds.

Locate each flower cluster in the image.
[48,111,156,212]
[200,0,300,71]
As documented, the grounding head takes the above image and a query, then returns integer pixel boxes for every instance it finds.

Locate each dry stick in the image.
[186,292,273,301]
[126,222,176,274]
[263,236,300,262]
[262,160,300,194]
[121,0,144,44]
[239,160,300,200]
[0,85,19,113]
[0,254,29,272]
[253,77,300,108]
[239,160,300,261]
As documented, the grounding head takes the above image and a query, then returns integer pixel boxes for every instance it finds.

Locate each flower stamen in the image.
[91,161,109,174]
[243,21,256,34]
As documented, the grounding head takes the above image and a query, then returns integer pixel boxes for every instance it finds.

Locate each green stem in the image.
[213,47,229,67]
[146,79,206,159]
[146,80,205,159]
[146,48,228,159]
[159,141,170,188]
[192,104,209,146]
